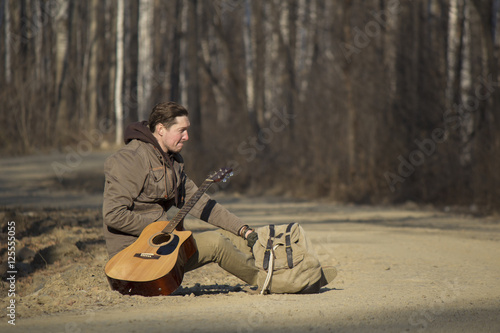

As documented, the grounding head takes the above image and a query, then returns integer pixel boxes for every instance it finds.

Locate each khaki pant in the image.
[184,230,259,286]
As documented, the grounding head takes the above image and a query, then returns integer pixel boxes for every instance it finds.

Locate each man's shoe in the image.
[318,266,337,288]
[298,266,337,294]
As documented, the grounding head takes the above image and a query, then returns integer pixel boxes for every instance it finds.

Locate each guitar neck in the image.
[161,179,214,234]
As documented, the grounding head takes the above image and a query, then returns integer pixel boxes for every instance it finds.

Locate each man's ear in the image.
[156,123,164,135]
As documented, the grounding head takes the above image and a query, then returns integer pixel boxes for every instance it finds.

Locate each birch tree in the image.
[277,0,297,133]
[87,0,99,131]
[243,0,257,132]
[54,0,71,142]
[199,2,227,122]
[180,0,188,107]
[186,0,201,143]
[114,0,124,145]
[32,0,42,82]
[4,0,11,83]
[251,0,266,128]
[169,0,182,103]
[341,0,357,181]
[446,0,466,131]
[137,0,154,121]
[295,0,316,103]
[242,0,266,134]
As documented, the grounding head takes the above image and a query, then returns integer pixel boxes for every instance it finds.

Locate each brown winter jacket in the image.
[102,124,246,258]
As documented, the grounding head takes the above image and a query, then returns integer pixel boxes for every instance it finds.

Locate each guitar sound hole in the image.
[151,233,172,246]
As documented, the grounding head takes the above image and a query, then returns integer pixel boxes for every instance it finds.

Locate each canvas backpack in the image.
[252,223,323,294]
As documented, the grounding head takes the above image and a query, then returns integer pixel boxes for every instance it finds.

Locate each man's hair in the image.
[149,102,189,133]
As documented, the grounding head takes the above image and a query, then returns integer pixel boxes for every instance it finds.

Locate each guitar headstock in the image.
[208,167,234,183]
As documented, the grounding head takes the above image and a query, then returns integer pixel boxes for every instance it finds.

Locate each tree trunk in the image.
[199,6,227,123]
[4,0,11,83]
[459,2,473,166]
[342,0,356,181]
[186,0,201,143]
[243,0,259,133]
[269,0,297,136]
[32,0,42,82]
[295,0,317,103]
[87,0,99,131]
[251,0,266,128]
[446,0,466,124]
[54,0,72,144]
[106,0,117,130]
[281,0,297,134]
[169,0,182,103]
[115,0,124,145]
[180,0,188,106]
[122,0,137,122]
[137,0,154,121]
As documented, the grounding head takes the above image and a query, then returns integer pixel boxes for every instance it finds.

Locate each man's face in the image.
[156,116,190,153]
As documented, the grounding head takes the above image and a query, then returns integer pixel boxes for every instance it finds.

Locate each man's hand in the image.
[239,225,258,247]
[246,230,258,248]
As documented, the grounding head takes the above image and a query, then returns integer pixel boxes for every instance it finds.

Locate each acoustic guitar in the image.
[104,168,233,296]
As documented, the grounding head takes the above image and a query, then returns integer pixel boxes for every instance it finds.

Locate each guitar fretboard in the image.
[161,179,214,234]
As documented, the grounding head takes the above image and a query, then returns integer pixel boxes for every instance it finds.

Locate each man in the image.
[103,102,334,292]
[103,101,259,287]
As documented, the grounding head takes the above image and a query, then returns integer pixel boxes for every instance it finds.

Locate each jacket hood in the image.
[123,121,183,162]
[124,121,157,145]
[123,121,181,204]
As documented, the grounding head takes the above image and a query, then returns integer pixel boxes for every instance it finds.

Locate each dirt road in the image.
[0,152,499,332]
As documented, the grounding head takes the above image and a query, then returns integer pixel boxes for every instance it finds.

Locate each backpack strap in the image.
[285,223,294,269]
[263,224,275,271]
[260,243,279,295]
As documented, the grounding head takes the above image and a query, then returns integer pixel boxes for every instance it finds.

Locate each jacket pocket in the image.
[143,167,166,199]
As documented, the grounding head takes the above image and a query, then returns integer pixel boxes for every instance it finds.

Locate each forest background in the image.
[1,0,499,213]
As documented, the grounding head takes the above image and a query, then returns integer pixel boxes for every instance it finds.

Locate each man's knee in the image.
[194,231,231,258]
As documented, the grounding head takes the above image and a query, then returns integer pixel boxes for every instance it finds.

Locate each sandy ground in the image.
[0,151,499,333]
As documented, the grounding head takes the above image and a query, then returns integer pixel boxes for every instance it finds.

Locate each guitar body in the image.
[104,220,197,296]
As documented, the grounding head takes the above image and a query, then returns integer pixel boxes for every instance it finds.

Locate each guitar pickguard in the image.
[156,234,180,255]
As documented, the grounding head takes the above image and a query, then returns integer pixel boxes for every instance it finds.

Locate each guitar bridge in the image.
[134,253,160,260]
